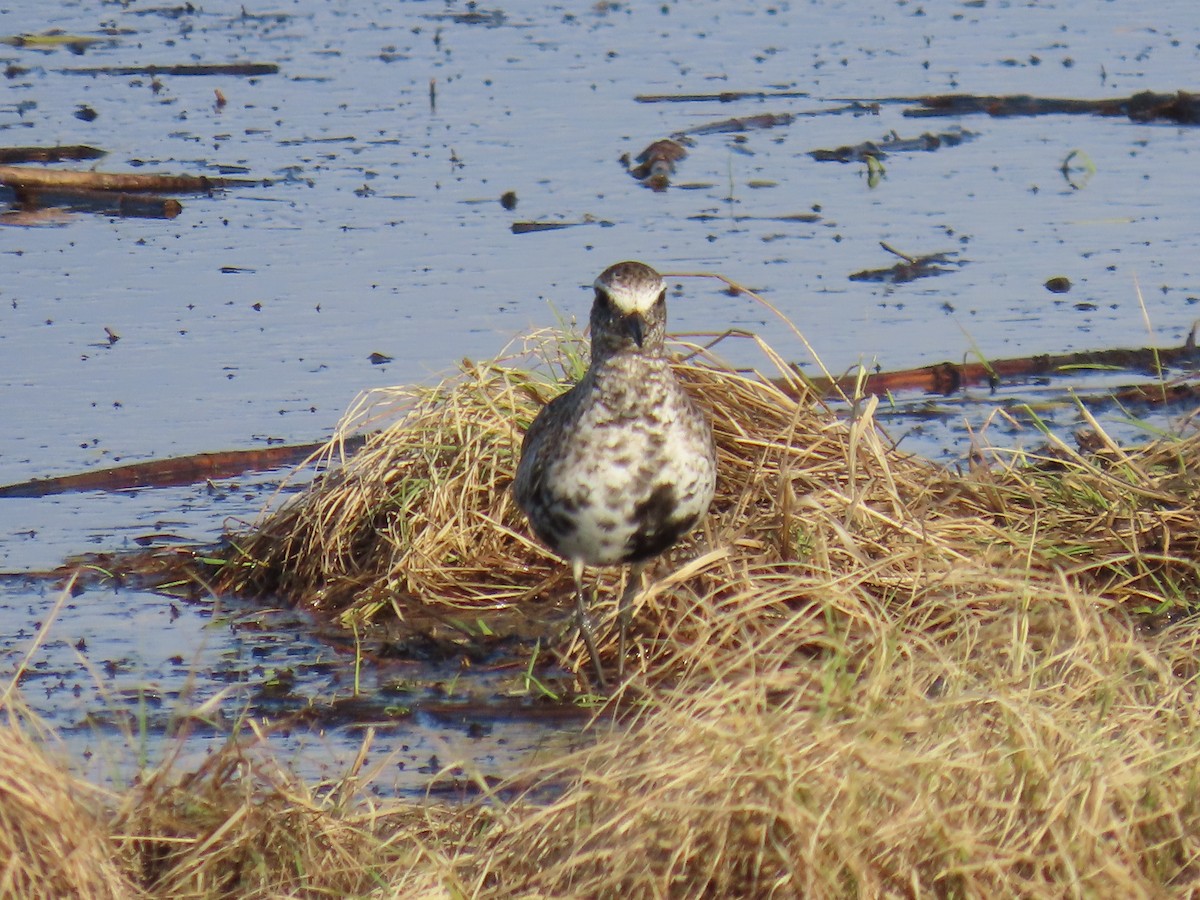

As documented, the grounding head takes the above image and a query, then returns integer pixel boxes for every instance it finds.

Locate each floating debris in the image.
[682,112,797,137]
[622,137,692,191]
[0,145,105,163]
[625,103,881,189]
[60,62,279,77]
[511,215,613,234]
[848,242,962,283]
[809,127,978,163]
[0,152,264,221]
[634,89,810,103]
[686,212,820,224]
[903,90,1200,125]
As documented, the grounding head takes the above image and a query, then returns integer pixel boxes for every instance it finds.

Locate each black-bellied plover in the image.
[514,261,717,687]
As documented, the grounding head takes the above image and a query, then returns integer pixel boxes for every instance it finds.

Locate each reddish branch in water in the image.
[805,326,1200,399]
[904,90,1200,125]
[0,439,365,499]
[0,145,105,164]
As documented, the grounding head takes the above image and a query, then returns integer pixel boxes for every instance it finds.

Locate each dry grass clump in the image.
[453,583,1200,896]
[105,734,456,898]
[8,325,1200,896]
[0,704,134,899]
[0,696,463,897]
[217,326,1200,684]
[218,332,576,616]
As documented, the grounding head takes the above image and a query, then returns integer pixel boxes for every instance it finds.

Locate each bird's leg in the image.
[573,558,607,690]
[616,562,645,680]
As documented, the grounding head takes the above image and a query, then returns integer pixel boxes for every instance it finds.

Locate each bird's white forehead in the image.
[594,261,664,315]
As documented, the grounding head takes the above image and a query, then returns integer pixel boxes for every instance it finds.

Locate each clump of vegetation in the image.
[216,331,578,617]
[1,693,460,897]
[0,703,135,899]
[106,731,458,897]
[218,322,1200,686]
[452,569,1200,896]
[5,319,1200,896]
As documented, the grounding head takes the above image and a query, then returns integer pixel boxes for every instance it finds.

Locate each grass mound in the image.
[7,324,1200,896]
[452,586,1200,896]
[105,734,454,898]
[0,705,133,899]
[217,326,1200,685]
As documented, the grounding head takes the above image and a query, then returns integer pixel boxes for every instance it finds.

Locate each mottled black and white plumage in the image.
[514,261,717,686]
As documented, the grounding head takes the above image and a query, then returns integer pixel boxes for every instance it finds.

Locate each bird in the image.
[514,261,717,688]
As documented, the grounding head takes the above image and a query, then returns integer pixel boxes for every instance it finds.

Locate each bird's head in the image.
[589,260,667,357]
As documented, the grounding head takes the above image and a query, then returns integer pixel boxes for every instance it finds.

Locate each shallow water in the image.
[2,0,1199,792]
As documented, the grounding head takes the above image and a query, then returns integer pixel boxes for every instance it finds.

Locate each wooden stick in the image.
[0,165,260,193]
[905,90,1200,125]
[797,326,1200,399]
[6,184,183,219]
[0,437,368,499]
[0,145,105,164]
[61,62,279,78]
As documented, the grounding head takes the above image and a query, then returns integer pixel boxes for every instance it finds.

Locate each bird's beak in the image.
[624,313,645,348]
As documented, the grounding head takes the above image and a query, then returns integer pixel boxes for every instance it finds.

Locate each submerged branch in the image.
[809,127,977,162]
[0,165,261,193]
[805,325,1200,398]
[0,438,365,498]
[903,90,1200,125]
[60,62,280,77]
[0,145,105,164]
[3,185,182,219]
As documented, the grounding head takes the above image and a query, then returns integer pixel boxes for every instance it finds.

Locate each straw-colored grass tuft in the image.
[105,735,456,898]
[8,322,1200,896]
[0,696,464,898]
[452,585,1200,896]
[0,708,134,899]
[217,325,1200,684]
[219,331,582,618]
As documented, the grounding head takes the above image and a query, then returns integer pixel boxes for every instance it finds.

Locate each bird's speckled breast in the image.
[518,352,716,566]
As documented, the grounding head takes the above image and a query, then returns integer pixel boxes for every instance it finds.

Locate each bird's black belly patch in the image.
[536,506,578,547]
[625,483,696,562]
